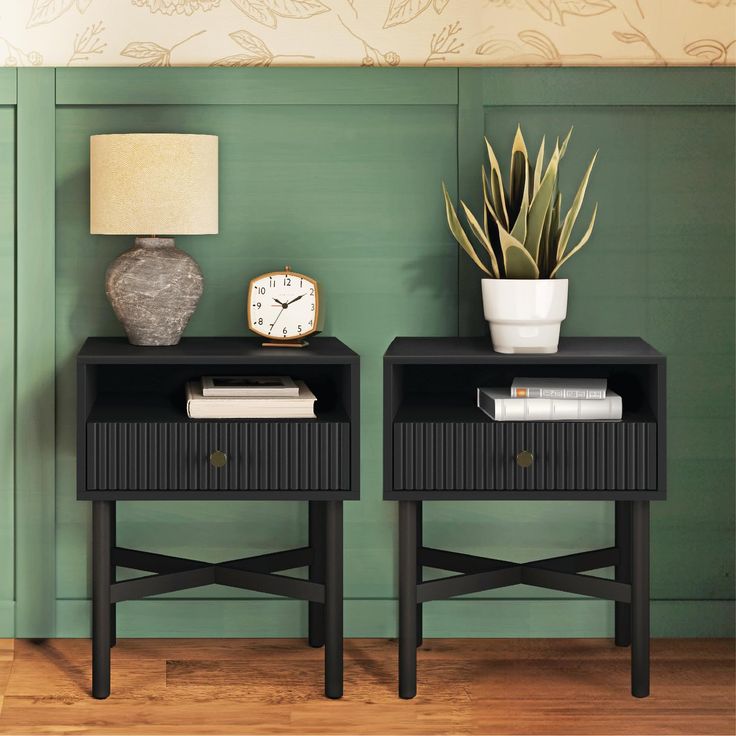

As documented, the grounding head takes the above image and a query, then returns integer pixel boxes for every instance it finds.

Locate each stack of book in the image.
[477,378,622,421]
[185,375,316,419]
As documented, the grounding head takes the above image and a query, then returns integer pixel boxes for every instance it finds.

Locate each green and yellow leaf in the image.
[510,174,529,245]
[442,183,492,276]
[532,135,545,198]
[485,199,539,278]
[504,243,539,279]
[525,146,559,264]
[557,151,598,261]
[550,203,598,278]
[485,137,510,229]
[509,125,529,218]
[559,126,573,158]
[481,167,494,227]
[461,202,500,278]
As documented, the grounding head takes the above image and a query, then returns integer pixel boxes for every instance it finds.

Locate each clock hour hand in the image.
[273,297,286,307]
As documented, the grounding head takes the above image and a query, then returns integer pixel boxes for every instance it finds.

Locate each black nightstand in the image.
[77,337,359,700]
[383,337,666,699]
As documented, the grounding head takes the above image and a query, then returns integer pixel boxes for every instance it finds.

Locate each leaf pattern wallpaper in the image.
[0,0,733,67]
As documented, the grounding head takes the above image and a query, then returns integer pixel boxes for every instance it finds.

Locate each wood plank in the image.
[0,639,13,717]
[56,68,458,106]
[481,68,736,106]
[15,69,56,638]
[0,639,732,735]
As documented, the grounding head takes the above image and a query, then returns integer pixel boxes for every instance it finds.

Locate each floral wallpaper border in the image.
[0,0,734,68]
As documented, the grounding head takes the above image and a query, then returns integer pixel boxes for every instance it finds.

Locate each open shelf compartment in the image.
[384,342,664,498]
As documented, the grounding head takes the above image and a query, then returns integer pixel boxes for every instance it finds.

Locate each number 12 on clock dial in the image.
[247,269,320,343]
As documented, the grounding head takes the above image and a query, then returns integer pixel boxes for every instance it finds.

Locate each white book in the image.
[202,375,299,397]
[186,380,316,419]
[511,377,607,400]
[478,387,622,422]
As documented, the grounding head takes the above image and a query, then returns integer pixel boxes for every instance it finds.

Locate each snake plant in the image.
[443,127,598,279]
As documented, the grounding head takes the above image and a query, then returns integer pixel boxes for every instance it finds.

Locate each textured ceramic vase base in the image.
[492,345,559,354]
[489,322,563,354]
[481,279,569,355]
[105,237,203,346]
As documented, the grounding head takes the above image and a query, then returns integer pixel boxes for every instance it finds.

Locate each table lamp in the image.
[90,133,218,346]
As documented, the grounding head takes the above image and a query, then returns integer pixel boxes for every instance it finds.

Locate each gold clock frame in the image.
[247,266,320,348]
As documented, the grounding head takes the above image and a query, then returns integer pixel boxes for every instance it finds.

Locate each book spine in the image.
[511,387,606,400]
[478,395,622,421]
[201,389,300,397]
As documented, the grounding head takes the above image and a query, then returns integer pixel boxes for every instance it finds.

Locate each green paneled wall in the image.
[55,100,458,611]
[456,73,736,625]
[16,70,57,637]
[5,67,736,638]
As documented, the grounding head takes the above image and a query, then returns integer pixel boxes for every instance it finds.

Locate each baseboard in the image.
[0,602,14,637]
[51,599,735,638]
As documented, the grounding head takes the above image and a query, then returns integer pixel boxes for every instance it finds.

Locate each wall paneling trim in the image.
[0,68,15,636]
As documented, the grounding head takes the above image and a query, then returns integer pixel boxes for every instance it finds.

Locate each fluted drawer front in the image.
[394,421,656,491]
[88,421,349,491]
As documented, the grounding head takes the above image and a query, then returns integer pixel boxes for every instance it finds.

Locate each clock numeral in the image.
[282,327,288,336]
[269,277,274,287]
[297,325,302,334]
[257,318,263,326]
[309,288,314,296]
[310,303,315,311]
[308,320,313,327]
[257,287,266,295]
[284,277,291,286]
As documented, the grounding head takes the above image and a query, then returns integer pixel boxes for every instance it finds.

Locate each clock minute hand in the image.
[286,293,306,306]
[269,305,286,334]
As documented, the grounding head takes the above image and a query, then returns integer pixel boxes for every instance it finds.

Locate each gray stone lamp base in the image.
[105,237,203,346]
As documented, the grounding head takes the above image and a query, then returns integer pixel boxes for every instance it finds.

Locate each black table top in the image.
[384,336,664,364]
[78,336,359,364]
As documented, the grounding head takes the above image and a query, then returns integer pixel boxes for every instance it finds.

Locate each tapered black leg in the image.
[324,501,343,699]
[416,502,423,648]
[399,501,417,699]
[92,501,111,699]
[309,501,325,648]
[615,501,631,647]
[110,502,117,648]
[631,500,650,698]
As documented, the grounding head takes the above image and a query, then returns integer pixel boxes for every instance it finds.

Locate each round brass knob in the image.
[209,450,228,468]
[516,450,534,468]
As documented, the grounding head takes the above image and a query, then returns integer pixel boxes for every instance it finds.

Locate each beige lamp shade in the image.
[90,133,218,235]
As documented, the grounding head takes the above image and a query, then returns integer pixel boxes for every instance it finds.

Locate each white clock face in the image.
[248,272,318,340]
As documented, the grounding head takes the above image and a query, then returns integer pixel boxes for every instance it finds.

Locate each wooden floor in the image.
[0,638,733,735]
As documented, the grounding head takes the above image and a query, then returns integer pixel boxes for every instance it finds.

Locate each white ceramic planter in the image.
[481,279,568,354]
